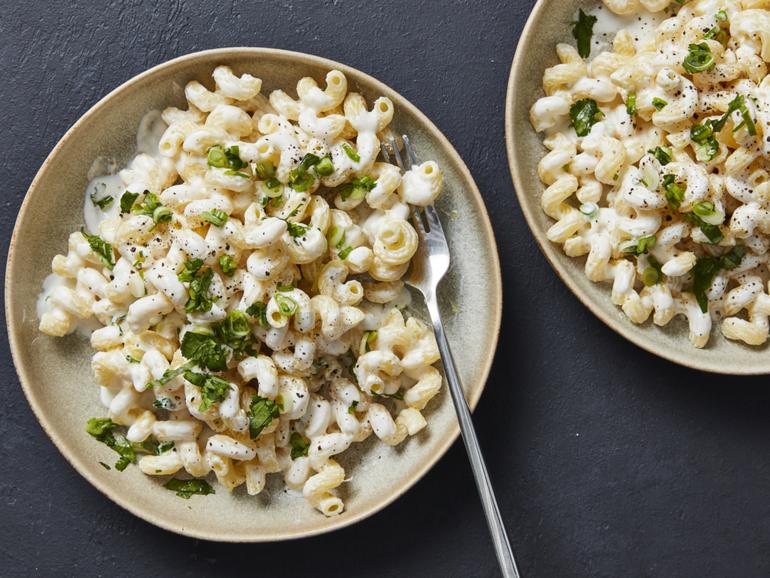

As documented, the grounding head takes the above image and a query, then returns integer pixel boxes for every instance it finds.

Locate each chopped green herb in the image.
[224,169,251,179]
[684,212,723,244]
[85,418,135,471]
[202,209,228,227]
[572,8,597,59]
[184,370,231,412]
[91,193,114,210]
[625,93,637,117]
[277,284,294,292]
[662,174,685,209]
[286,222,308,238]
[315,156,334,176]
[254,160,276,180]
[289,432,310,459]
[164,478,215,499]
[129,191,172,225]
[120,191,140,214]
[265,178,282,194]
[338,175,376,201]
[691,246,746,312]
[156,441,175,455]
[274,293,298,317]
[288,153,322,191]
[342,143,360,162]
[246,301,268,326]
[338,246,353,260]
[363,330,377,352]
[642,255,664,287]
[180,331,227,372]
[569,99,604,137]
[218,254,237,276]
[153,397,176,410]
[208,145,245,170]
[185,267,215,314]
[248,396,280,439]
[99,461,111,470]
[327,225,346,249]
[649,146,672,165]
[621,235,657,255]
[146,361,195,391]
[177,259,204,283]
[704,10,729,44]
[652,97,668,111]
[80,228,115,270]
[683,42,716,74]
[212,309,255,358]
[348,400,359,415]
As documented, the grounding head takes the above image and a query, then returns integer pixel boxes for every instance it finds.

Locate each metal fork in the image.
[382,136,520,578]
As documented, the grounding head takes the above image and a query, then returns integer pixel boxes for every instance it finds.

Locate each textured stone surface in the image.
[2,1,770,576]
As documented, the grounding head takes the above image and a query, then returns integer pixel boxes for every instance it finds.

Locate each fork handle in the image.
[424,297,520,578]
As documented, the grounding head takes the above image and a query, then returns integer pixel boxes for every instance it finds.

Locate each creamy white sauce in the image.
[83,174,124,234]
[40,110,166,326]
[136,109,167,157]
[83,110,165,233]
[587,4,665,56]
[36,273,100,336]
[359,288,412,331]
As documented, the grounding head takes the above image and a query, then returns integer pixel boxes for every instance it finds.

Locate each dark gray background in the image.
[2,1,769,576]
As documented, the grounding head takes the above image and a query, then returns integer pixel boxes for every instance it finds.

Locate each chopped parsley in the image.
[569,99,603,137]
[572,8,597,59]
[184,266,215,313]
[348,400,359,414]
[85,418,135,471]
[288,153,322,191]
[163,478,215,499]
[649,146,672,165]
[120,191,140,214]
[80,228,115,270]
[289,432,310,459]
[286,222,308,238]
[146,361,195,390]
[177,259,203,283]
[691,246,746,312]
[246,301,268,326]
[248,396,280,439]
[684,212,723,244]
[180,331,227,372]
[652,97,668,111]
[184,370,232,411]
[213,309,255,358]
[91,192,114,210]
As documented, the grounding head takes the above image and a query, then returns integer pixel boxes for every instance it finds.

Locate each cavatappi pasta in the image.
[37,66,444,514]
[530,0,770,348]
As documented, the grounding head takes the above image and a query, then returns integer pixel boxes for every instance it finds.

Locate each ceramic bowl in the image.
[505,0,770,374]
[6,47,502,540]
